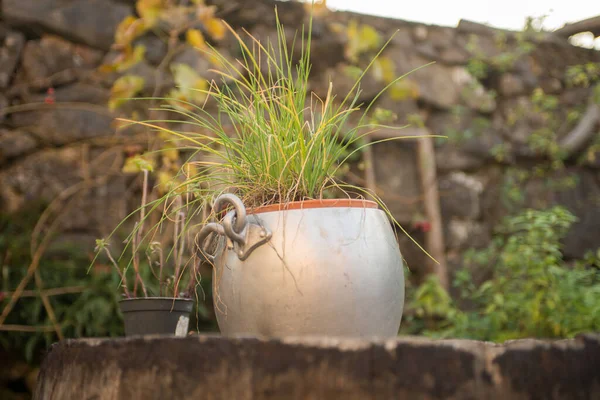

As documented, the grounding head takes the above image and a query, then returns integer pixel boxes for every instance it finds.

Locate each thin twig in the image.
[132,170,150,297]
[2,286,85,298]
[0,167,120,325]
[103,247,130,298]
[146,252,160,282]
[34,270,64,340]
[0,325,56,332]
[184,256,201,298]
[0,223,57,325]
[172,208,180,297]
[173,197,186,296]
[156,246,165,297]
[131,223,140,297]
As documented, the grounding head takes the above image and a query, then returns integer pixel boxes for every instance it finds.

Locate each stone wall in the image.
[35,334,600,399]
[1,0,599,277]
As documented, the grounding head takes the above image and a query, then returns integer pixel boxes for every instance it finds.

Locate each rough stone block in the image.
[524,168,600,259]
[0,129,38,165]
[2,0,132,51]
[21,35,104,84]
[439,172,484,220]
[35,334,600,399]
[9,83,112,145]
[372,141,421,223]
[0,145,126,234]
[0,30,26,88]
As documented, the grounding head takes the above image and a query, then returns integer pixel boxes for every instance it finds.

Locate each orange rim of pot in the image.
[248,198,378,215]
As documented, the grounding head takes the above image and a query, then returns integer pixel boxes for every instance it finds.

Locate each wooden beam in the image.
[364,126,449,289]
[559,102,600,155]
[362,141,377,193]
[416,130,449,289]
[555,15,600,38]
[368,127,429,140]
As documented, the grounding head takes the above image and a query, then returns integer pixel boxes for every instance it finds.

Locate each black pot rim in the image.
[119,297,194,313]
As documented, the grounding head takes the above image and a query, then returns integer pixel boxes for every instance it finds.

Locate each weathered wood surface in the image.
[35,334,600,400]
[555,15,600,38]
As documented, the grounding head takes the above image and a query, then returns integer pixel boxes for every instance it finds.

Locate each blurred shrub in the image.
[402,206,600,341]
[0,204,217,363]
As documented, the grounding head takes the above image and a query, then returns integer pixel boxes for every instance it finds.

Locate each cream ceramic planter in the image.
[198,194,405,338]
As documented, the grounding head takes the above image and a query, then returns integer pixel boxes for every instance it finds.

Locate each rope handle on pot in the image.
[196,194,272,263]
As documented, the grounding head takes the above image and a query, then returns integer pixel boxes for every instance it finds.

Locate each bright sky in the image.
[324,0,600,48]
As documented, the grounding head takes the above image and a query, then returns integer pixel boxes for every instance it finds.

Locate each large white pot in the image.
[198,194,405,338]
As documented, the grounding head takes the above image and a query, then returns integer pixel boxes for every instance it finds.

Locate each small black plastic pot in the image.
[119,297,194,337]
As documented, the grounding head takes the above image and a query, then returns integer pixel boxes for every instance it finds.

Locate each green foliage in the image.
[531,88,559,112]
[340,19,419,101]
[440,105,492,144]
[0,205,122,362]
[500,167,529,209]
[1,204,216,362]
[402,207,600,341]
[406,13,600,343]
[123,10,434,209]
[579,132,600,165]
[167,15,358,206]
[565,63,600,88]
[593,83,600,105]
[524,88,568,164]
[490,142,512,162]
[466,58,488,80]
[465,26,536,81]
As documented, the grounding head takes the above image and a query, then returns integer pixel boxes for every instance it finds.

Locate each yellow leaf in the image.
[108,75,145,111]
[186,29,208,51]
[328,22,346,34]
[136,0,164,27]
[389,79,419,101]
[101,45,146,73]
[371,56,396,84]
[345,20,382,62]
[157,170,175,194]
[122,155,155,174]
[158,130,173,141]
[167,88,189,108]
[162,144,179,162]
[345,20,359,61]
[122,157,140,173]
[205,17,226,40]
[183,162,198,179]
[115,16,147,47]
[171,63,203,88]
[172,63,201,88]
[359,24,382,52]
[170,63,209,105]
[98,63,118,74]
[208,53,223,67]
